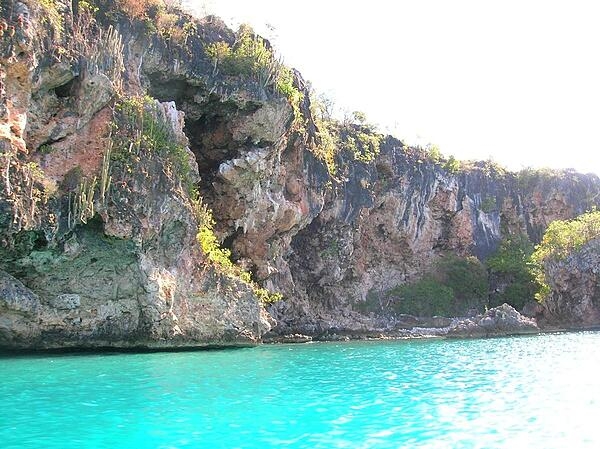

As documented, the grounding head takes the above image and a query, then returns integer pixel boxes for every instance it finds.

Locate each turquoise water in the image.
[1,333,600,449]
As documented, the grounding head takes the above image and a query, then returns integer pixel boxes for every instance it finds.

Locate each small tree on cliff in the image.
[486,235,538,310]
[531,210,600,301]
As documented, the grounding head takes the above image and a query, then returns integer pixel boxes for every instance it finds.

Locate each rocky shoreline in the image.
[0,302,542,351]
[265,303,540,343]
[3,302,598,352]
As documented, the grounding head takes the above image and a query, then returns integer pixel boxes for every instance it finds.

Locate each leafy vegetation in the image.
[427,144,443,164]
[486,235,538,309]
[312,120,339,176]
[84,0,194,45]
[308,99,386,176]
[194,197,282,304]
[205,25,303,119]
[114,0,166,20]
[196,207,237,272]
[443,155,460,173]
[517,167,559,191]
[531,210,600,302]
[340,128,383,163]
[308,95,341,176]
[111,95,194,194]
[389,276,455,316]
[386,255,488,316]
[480,196,497,213]
[532,210,600,263]
[437,255,488,304]
[39,0,64,38]
[37,144,54,154]
[467,159,508,178]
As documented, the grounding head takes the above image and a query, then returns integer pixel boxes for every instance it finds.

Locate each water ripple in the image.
[1,333,600,448]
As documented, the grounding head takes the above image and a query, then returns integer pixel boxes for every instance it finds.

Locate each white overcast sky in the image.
[183,0,600,175]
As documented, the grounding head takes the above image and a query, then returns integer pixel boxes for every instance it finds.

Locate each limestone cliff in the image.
[0,1,598,348]
[0,0,272,349]
[538,239,600,327]
[270,143,600,336]
[529,212,600,328]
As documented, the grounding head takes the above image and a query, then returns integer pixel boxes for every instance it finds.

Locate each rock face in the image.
[539,239,600,327]
[268,151,600,336]
[0,1,599,348]
[0,1,270,349]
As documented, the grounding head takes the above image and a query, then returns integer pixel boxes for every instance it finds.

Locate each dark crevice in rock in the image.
[36,134,67,151]
[184,106,240,175]
[144,75,192,105]
[145,75,260,205]
[223,228,245,259]
[53,77,78,98]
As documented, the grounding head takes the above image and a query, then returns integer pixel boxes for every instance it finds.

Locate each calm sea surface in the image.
[1,332,599,448]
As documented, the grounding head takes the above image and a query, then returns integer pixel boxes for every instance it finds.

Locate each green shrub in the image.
[532,210,600,263]
[39,0,64,38]
[427,144,442,164]
[314,120,339,176]
[443,155,460,173]
[197,220,235,270]
[204,25,303,120]
[38,144,54,154]
[480,197,496,213]
[487,235,534,274]
[486,235,538,309]
[387,255,488,317]
[517,167,558,191]
[254,288,283,304]
[531,210,600,301]
[478,159,507,178]
[436,255,487,302]
[192,194,234,271]
[112,95,193,194]
[352,111,368,125]
[353,131,382,163]
[390,276,455,316]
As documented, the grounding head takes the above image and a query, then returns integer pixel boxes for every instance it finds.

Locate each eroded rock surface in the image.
[445,303,539,337]
[0,2,271,349]
[539,239,600,327]
[0,1,599,348]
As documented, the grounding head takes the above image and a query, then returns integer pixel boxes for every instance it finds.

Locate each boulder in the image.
[446,303,539,338]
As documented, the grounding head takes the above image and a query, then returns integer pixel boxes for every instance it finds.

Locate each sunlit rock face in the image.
[267,142,600,337]
[538,240,600,327]
[0,1,272,349]
[1,1,599,348]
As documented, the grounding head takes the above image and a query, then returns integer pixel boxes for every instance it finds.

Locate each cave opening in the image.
[144,74,262,252]
[53,77,78,98]
[183,103,241,176]
[145,74,261,187]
